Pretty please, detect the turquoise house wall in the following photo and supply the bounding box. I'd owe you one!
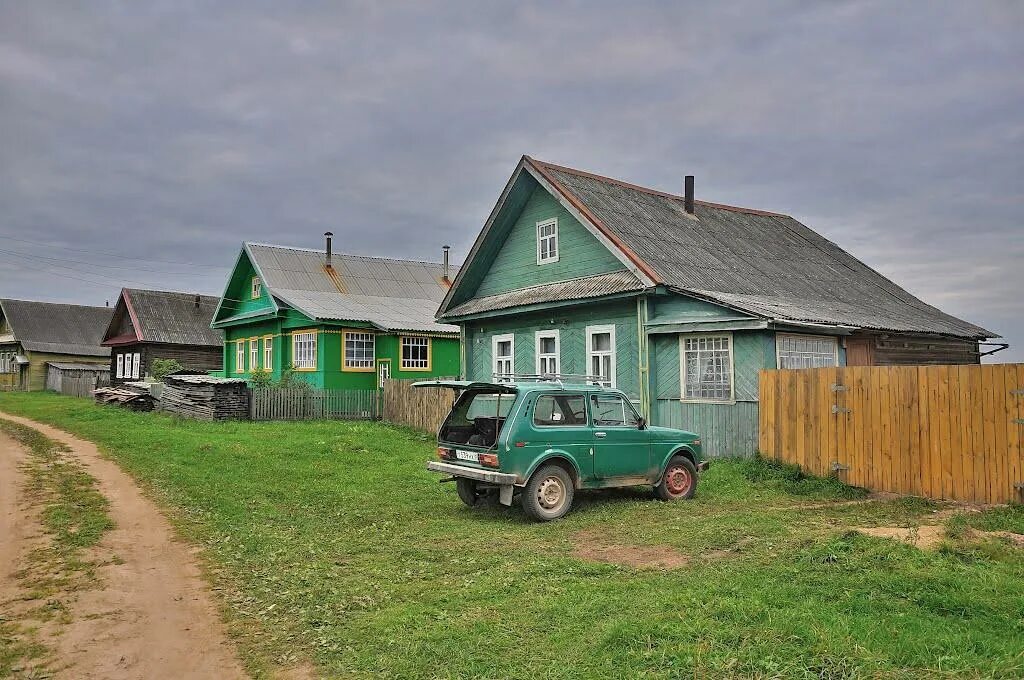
[474,185,627,298]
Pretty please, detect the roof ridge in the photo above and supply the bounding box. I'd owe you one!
[125,287,219,299]
[527,156,790,218]
[0,298,111,310]
[245,242,456,267]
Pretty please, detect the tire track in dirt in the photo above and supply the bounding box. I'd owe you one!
[0,411,249,680]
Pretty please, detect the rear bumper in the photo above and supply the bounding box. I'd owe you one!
[697,460,710,472]
[427,461,518,485]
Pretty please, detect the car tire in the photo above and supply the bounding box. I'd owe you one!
[456,478,483,507]
[521,464,575,522]
[655,455,698,501]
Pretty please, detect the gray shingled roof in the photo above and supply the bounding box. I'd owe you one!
[120,289,223,346]
[533,160,994,339]
[246,244,460,334]
[0,299,112,356]
[442,270,642,318]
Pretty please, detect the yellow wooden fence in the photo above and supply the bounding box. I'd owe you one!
[759,364,1024,504]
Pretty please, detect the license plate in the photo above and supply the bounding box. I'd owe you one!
[455,449,479,462]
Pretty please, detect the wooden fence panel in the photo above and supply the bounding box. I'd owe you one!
[382,379,457,433]
[760,364,1024,505]
[249,388,377,421]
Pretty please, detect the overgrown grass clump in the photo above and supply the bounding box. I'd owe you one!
[1,393,1021,679]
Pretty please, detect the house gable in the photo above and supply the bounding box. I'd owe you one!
[474,182,627,298]
[213,248,279,326]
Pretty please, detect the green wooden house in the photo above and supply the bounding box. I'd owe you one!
[211,235,460,388]
[436,157,997,457]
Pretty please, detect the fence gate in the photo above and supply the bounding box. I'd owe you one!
[760,364,1024,505]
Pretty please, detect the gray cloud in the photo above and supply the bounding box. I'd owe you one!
[1,0,1021,359]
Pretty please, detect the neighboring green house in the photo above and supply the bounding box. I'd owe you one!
[211,235,461,388]
[436,156,996,457]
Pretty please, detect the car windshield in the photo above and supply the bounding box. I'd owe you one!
[439,390,516,448]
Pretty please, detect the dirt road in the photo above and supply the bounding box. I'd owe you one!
[0,412,248,680]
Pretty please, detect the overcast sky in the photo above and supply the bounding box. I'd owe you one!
[1,1,1021,360]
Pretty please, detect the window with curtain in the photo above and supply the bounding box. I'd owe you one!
[682,334,732,401]
[777,333,838,369]
[292,331,317,369]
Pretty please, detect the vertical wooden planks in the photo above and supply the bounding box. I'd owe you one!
[1011,365,1024,505]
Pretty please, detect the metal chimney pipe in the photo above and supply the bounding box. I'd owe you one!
[442,245,451,280]
[684,176,694,214]
[324,231,333,267]
[194,294,201,309]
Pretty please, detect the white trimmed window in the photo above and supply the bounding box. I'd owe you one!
[536,218,559,264]
[681,334,733,402]
[377,361,391,388]
[344,332,375,370]
[586,324,616,388]
[292,331,317,369]
[236,341,245,372]
[492,333,514,381]
[116,354,124,378]
[400,336,430,370]
[263,336,273,369]
[251,277,261,299]
[131,353,141,379]
[250,338,259,370]
[535,330,560,376]
[776,333,838,369]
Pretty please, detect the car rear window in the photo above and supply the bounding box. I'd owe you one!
[533,394,587,426]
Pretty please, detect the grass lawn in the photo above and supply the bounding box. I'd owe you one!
[1,392,1022,679]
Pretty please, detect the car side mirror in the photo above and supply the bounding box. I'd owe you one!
[637,416,646,430]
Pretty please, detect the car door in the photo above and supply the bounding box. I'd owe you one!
[531,393,593,478]
[589,393,652,479]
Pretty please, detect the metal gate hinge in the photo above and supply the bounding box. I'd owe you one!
[831,405,851,414]
[830,384,847,392]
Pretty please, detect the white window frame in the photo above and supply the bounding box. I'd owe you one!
[680,332,735,403]
[235,340,246,373]
[400,336,431,371]
[536,218,559,265]
[263,335,273,369]
[535,330,560,376]
[775,333,839,369]
[250,338,260,370]
[492,333,515,381]
[116,354,124,379]
[343,331,376,371]
[377,360,391,388]
[585,324,616,388]
[251,276,261,299]
[131,352,141,379]
[292,331,317,370]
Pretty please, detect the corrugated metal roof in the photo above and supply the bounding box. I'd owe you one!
[246,244,459,334]
[533,160,994,339]
[46,362,109,371]
[121,289,223,346]
[0,299,112,357]
[442,270,643,318]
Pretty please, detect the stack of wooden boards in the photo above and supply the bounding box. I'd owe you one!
[94,385,156,411]
[159,374,250,421]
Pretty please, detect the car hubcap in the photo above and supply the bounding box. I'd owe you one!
[665,465,692,495]
[537,476,564,510]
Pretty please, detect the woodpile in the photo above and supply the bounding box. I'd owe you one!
[159,375,249,421]
[94,386,156,412]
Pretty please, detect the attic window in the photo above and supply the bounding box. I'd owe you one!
[251,277,262,299]
[536,218,559,264]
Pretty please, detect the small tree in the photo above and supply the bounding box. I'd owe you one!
[150,358,184,382]
[276,368,312,390]
[249,367,273,388]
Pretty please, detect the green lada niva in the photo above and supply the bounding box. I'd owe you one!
[415,378,707,521]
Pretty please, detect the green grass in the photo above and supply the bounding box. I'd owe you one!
[1,393,1022,679]
[0,417,114,678]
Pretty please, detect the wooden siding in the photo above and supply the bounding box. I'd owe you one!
[15,351,108,391]
[760,364,1024,504]
[651,331,774,402]
[382,378,457,433]
[474,185,625,298]
[110,343,222,384]
[654,400,759,458]
[464,300,641,399]
[648,294,750,322]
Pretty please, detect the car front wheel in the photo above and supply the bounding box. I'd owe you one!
[655,456,698,501]
[521,464,574,521]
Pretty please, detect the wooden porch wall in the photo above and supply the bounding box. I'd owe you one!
[759,364,1024,504]
[382,379,457,433]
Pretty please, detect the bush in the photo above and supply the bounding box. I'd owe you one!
[150,358,184,382]
[249,368,273,388]
[275,368,312,390]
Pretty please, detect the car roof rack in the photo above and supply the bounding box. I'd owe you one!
[492,373,608,388]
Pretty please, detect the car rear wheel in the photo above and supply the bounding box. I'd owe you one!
[655,456,697,501]
[456,478,485,507]
[521,464,574,521]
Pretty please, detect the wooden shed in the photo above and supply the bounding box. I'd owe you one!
[45,362,111,397]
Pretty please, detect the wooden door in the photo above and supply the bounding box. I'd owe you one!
[845,337,874,366]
